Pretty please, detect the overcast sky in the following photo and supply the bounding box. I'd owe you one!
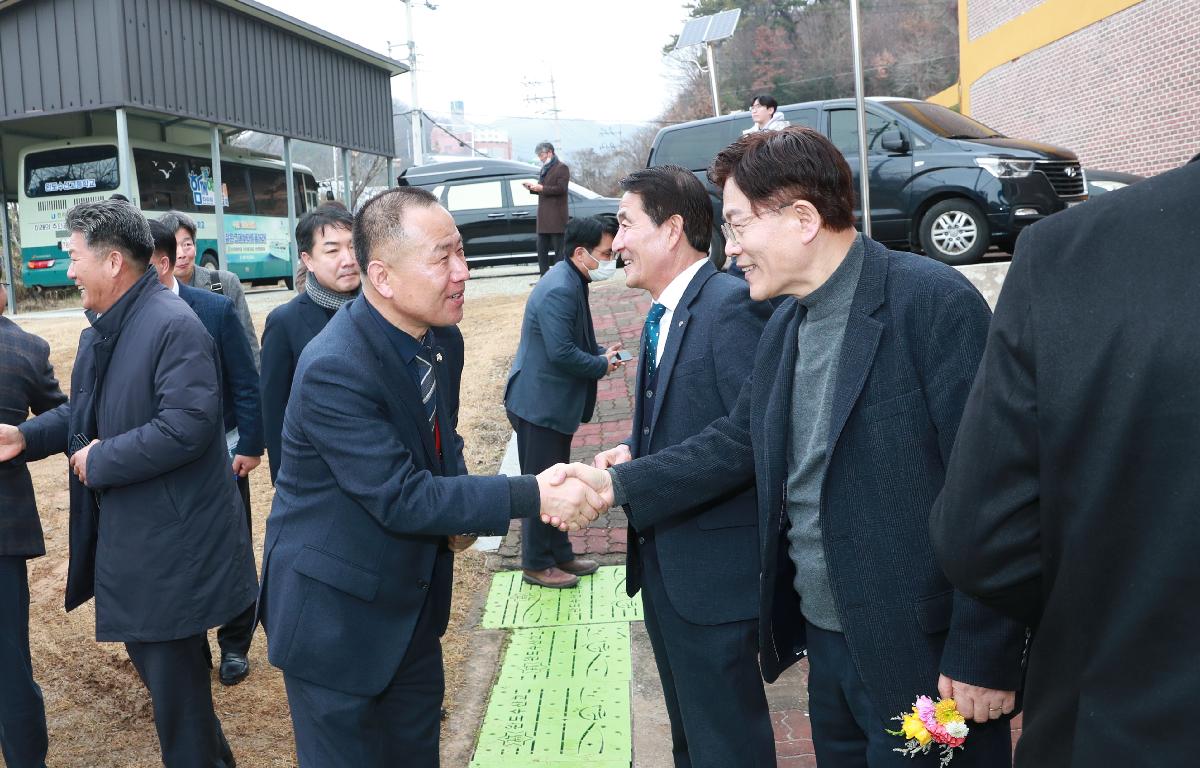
[260,0,698,125]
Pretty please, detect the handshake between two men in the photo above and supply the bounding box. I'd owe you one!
[533,444,631,531]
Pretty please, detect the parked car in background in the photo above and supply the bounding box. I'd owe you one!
[1085,168,1145,197]
[398,159,620,267]
[647,97,1088,266]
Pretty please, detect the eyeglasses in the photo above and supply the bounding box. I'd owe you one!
[720,203,793,246]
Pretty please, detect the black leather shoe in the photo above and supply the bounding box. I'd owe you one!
[219,651,250,686]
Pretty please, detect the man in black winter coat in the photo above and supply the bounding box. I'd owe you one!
[0,199,257,768]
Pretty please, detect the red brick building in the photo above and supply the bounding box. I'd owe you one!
[935,0,1199,177]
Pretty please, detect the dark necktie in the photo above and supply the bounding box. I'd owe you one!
[643,302,667,379]
[414,352,437,427]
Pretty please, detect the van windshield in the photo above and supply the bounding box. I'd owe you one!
[885,102,1003,140]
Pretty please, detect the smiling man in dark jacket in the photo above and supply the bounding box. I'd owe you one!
[0,199,257,768]
[553,129,1026,767]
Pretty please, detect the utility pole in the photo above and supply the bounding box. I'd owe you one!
[523,70,562,148]
[392,1,428,167]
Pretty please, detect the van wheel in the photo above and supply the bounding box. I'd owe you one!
[284,276,295,291]
[919,199,989,265]
[709,226,727,271]
[200,250,220,270]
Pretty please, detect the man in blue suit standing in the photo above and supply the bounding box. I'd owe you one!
[589,166,774,768]
[505,215,623,588]
[553,129,1026,767]
[258,187,609,767]
[148,219,264,687]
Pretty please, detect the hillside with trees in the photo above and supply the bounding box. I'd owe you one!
[572,0,959,196]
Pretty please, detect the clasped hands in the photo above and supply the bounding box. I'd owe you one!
[533,443,632,531]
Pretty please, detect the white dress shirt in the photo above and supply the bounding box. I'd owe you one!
[651,258,707,366]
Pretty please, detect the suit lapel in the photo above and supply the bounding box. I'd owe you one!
[763,301,802,535]
[827,242,888,453]
[297,293,331,339]
[648,263,715,436]
[348,301,440,469]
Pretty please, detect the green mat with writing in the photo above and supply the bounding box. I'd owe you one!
[470,567,637,768]
[481,565,644,629]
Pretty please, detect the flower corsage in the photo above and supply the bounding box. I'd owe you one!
[886,695,970,765]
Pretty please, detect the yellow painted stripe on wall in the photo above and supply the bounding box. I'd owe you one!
[955,0,1145,113]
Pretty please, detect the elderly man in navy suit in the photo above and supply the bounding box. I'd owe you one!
[260,205,359,482]
[587,165,774,768]
[257,187,610,767]
[0,281,67,768]
[148,219,264,687]
[504,215,624,589]
[553,129,1026,767]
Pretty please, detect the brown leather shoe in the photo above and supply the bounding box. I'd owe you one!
[522,567,580,589]
[556,558,600,577]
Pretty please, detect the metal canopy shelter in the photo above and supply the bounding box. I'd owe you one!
[0,0,406,311]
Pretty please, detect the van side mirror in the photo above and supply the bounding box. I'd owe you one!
[881,130,909,154]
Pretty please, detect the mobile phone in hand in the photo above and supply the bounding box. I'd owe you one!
[614,351,634,362]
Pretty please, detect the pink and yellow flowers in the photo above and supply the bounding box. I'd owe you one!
[887,695,970,765]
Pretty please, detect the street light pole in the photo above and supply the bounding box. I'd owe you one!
[706,41,721,117]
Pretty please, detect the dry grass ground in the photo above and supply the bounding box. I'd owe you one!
[7,290,527,767]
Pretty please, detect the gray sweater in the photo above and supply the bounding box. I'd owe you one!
[785,236,865,631]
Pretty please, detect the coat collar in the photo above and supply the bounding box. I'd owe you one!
[295,291,334,338]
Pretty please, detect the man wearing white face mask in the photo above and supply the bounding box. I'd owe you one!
[504,215,624,588]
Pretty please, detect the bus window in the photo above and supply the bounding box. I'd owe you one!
[249,167,288,217]
[24,145,119,197]
[220,163,254,215]
[135,149,195,212]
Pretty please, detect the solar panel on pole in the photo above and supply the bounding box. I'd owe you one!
[673,9,742,117]
[675,17,710,50]
[706,9,741,42]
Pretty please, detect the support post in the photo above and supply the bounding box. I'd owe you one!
[210,126,226,269]
[115,108,134,201]
[0,131,16,314]
[341,148,352,208]
[849,0,872,236]
[386,158,395,188]
[706,41,721,117]
[284,137,298,290]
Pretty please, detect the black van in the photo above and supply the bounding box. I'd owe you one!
[647,97,1087,265]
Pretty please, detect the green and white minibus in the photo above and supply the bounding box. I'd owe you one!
[19,138,319,289]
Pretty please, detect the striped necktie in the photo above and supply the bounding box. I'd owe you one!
[414,352,437,427]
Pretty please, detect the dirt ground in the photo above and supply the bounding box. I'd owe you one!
[7,290,527,767]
